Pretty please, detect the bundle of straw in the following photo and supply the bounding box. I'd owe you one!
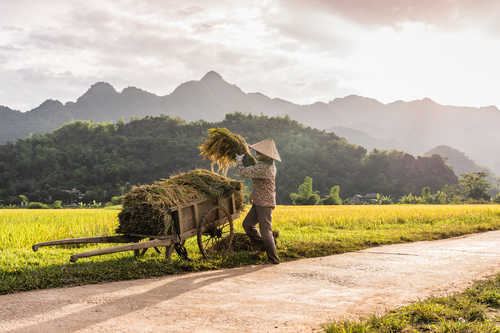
[209,232,253,252]
[199,128,256,175]
[117,169,243,236]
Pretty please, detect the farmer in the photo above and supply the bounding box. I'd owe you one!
[236,138,281,264]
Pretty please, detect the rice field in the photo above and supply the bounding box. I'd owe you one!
[2,205,500,294]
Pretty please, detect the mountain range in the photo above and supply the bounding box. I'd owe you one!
[1,71,499,175]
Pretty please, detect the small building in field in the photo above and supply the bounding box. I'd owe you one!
[350,193,379,204]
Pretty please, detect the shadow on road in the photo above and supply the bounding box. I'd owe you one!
[3,264,266,333]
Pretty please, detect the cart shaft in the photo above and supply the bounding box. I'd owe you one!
[69,238,173,262]
[32,235,143,252]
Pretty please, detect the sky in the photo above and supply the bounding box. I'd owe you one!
[2,0,500,111]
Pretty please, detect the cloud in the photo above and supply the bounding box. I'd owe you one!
[2,0,500,111]
[262,1,354,56]
[0,26,24,32]
[279,0,500,32]
[0,0,352,109]
[0,69,99,111]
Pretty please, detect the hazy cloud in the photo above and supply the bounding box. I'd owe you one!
[1,26,24,32]
[0,69,100,111]
[1,1,500,110]
[281,0,500,32]
[0,0,351,110]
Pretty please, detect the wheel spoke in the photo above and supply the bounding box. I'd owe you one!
[197,206,234,259]
[203,237,214,246]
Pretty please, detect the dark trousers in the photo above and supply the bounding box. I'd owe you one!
[242,205,279,263]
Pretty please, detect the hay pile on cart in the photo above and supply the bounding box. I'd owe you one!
[33,169,244,261]
[117,169,244,236]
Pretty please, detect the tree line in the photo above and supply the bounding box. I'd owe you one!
[0,113,459,206]
[289,172,499,205]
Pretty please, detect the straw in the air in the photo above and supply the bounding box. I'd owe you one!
[199,128,256,175]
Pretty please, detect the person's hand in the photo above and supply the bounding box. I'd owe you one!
[235,154,244,162]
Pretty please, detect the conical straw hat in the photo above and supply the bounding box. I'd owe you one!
[249,138,281,162]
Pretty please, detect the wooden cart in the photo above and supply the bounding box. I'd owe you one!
[32,194,239,262]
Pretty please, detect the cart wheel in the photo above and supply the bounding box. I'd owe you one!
[197,206,234,259]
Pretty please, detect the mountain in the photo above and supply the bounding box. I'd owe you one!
[425,145,490,176]
[69,82,163,122]
[1,71,500,174]
[328,126,399,151]
[425,145,499,192]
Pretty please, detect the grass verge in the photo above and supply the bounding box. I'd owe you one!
[1,205,500,294]
[325,272,500,332]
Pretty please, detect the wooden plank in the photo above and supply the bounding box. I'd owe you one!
[193,203,200,228]
[70,238,172,262]
[165,245,175,260]
[180,205,195,234]
[32,235,143,252]
[231,193,236,215]
[177,205,183,235]
[180,229,198,240]
[126,233,170,239]
[168,198,208,212]
[216,198,221,221]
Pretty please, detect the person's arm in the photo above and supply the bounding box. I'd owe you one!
[237,161,271,179]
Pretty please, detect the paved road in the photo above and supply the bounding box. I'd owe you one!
[1,231,499,333]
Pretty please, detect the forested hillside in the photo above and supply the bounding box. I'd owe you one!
[2,71,499,176]
[0,113,457,205]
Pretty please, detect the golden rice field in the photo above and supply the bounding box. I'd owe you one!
[1,205,500,294]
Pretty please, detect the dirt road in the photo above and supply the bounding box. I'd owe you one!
[1,231,499,333]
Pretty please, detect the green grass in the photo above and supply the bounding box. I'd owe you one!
[103,204,122,210]
[325,273,500,332]
[2,205,500,294]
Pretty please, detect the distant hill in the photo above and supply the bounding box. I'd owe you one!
[425,145,499,192]
[425,145,490,176]
[328,126,399,151]
[1,71,500,175]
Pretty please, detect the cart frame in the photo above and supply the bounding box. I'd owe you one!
[32,193,240,262]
